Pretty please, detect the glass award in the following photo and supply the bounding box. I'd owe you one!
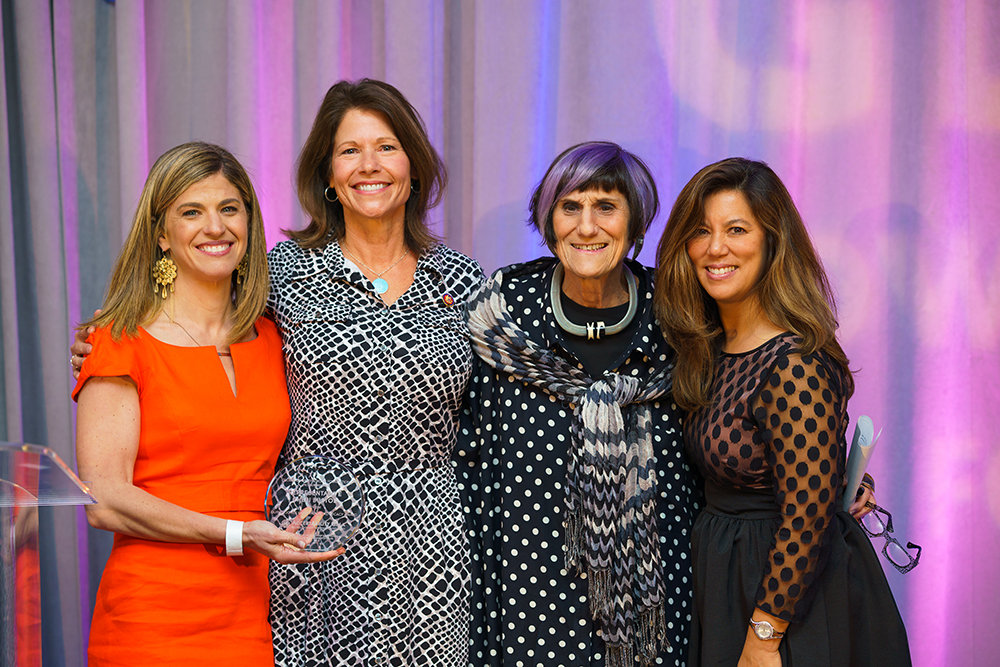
[265,456,364,552]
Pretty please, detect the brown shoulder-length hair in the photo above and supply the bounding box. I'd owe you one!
[654,157,853,412]
[81,142,269,345]
[290,78,445,253]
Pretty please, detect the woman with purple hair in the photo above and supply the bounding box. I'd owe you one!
[458,141,701,667]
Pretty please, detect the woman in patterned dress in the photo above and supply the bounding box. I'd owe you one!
[654,157,911,666]
[265,79,483,666]
[460,141,702,667]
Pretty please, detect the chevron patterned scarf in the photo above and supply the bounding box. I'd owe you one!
[465,267,673,667]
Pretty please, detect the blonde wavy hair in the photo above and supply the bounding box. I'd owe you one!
[81,142,269,344]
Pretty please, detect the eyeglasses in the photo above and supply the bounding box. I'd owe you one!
[860,502,922,574]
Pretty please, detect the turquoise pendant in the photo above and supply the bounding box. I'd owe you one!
[373,278,389,294]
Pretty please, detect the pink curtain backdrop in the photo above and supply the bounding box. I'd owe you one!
[1,1,997,665]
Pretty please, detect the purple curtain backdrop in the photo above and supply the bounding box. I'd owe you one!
[1,1,997,665]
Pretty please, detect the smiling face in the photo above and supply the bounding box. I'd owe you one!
[330,108,412,228]
[551,188,631,302]
[157,172,247,290]
[686,189,768,309]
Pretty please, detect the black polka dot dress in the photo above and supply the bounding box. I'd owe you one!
[684,333,911,666]
[266,240,485,667]
[456,259,702,667]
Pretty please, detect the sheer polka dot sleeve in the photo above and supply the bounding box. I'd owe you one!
[752,351,848,622]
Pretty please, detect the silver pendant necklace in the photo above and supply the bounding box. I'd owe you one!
[341,244,409,295]
[550,263,638,340]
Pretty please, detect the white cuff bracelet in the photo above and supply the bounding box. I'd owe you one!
[226,520,244,557]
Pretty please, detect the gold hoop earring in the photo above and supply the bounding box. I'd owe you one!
[153,255,177,299]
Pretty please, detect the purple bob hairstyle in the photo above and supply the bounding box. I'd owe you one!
[528,141,660,251]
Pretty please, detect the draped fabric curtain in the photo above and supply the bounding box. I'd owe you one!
[0,1,997,665]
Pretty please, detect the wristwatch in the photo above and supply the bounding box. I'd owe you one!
[749,618,785,640]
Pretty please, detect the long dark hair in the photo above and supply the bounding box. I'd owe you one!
[654,157,853,411]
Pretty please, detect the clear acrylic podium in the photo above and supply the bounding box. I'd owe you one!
[0,442,96,667]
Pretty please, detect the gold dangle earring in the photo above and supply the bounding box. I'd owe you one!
[235,255,249,285]
[152,253,177,299]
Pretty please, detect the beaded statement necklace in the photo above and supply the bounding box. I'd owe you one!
[550,263,638,340]
[341,244,409,295]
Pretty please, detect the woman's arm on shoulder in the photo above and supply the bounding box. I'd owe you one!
[70,311,101,380]
[75,376,342,563]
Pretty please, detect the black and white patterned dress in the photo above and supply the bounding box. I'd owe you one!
[266,239,484,667]
[456,259,702,666]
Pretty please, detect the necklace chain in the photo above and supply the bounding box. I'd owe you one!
[341,244,409,277]
[171,318,231,357]
[340,244,409,295]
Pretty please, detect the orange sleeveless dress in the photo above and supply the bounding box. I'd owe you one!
[72,318,290,666]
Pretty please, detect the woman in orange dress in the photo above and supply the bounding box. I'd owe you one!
[72,142,343,666]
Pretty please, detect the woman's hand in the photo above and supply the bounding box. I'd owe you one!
[70,309,99,380]
[738,622,783,667]
[243,508,346,564]
[847,481,876,520]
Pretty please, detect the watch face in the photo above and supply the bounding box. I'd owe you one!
[754,621,774,640]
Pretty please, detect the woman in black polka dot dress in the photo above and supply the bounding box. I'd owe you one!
[459,142,702,667]
[655,158,911,666]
